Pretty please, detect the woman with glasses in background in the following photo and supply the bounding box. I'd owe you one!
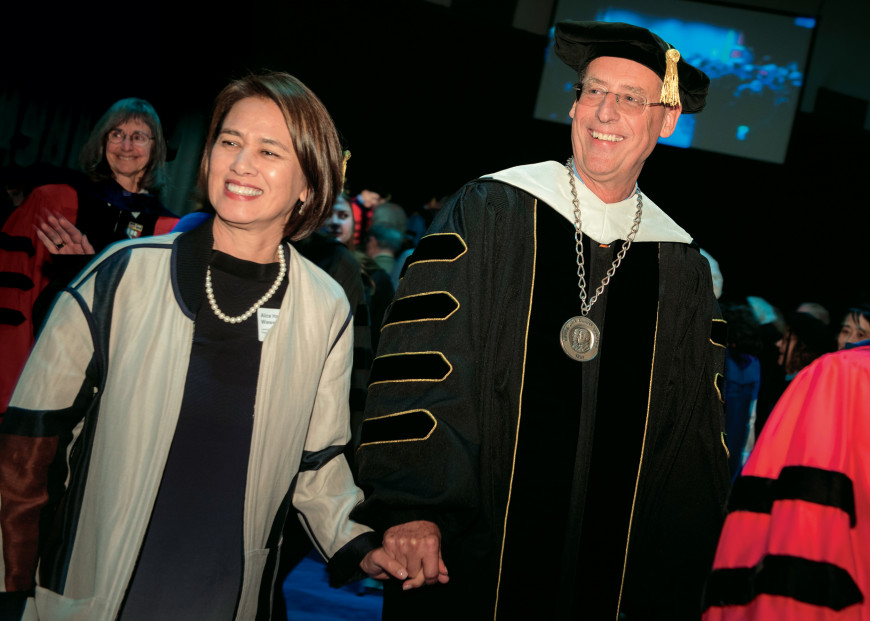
[33,97,178,257]
[0,98,177,415]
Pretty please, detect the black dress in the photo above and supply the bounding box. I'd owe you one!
[120,249,288,620]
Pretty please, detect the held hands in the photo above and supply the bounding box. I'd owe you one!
[35,211,94,255]
[360,547,408,581]
[359,520,449,591]
[384,520,449,590]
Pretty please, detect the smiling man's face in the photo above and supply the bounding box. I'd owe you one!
[569,56,681,202]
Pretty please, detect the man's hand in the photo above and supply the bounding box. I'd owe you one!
[383,520,449,590]
[35,211,95,255]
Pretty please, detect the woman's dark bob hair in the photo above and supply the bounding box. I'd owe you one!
[199,72,343,241]
[79,98,166,191]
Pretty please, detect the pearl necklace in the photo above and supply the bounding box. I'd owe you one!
[205,244,287,324]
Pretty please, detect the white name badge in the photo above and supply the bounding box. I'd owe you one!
[257,308,280,342]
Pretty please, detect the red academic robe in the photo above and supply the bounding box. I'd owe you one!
[0,184,176,413]
[704,344,870,620]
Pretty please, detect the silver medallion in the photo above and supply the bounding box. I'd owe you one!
[560,316,600,362]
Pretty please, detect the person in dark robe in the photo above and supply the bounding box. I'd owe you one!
[720,302,763,479]
[325,194,395,352]
[350,21,730,620]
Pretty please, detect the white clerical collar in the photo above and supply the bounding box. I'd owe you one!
[570,160,636,201]
[483,161,692,245]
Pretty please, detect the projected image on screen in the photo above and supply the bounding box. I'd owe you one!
[533,1,816,164]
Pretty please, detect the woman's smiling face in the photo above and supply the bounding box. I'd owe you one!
[105,118,153,190]
[208,96,309,241]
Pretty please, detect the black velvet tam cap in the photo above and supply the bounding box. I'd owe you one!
[554,20,710,114]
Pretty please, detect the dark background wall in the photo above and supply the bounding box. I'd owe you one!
[2,0,868,317]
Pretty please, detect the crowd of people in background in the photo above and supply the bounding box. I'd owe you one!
[701,251,869,480]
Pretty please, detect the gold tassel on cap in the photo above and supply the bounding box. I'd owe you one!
[660,48,681,107]
[342,150,351,182]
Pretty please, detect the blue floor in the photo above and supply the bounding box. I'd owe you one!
[283,551,383,621]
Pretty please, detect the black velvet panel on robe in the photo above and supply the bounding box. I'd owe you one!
[496,202,658,619]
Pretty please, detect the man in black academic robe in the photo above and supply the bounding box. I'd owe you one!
[352,21,730,620]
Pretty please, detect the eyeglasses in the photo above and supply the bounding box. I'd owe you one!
[107,129,153,146]
[575,83,667,116]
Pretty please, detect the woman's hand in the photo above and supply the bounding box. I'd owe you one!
[360,547,409,581]
[35,211,95,255]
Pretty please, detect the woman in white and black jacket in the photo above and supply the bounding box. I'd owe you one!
[0,72,406,621]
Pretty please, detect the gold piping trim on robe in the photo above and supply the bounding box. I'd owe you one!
[368,351,453,386]
[357,409,438,447]
[381,291,460,331]
[714,372,725,403]
[710,318,727,349]
[494,200,537,620]
[399,233,469,285]
[410,232,468,264]
[616,246,661,620]
[720,432,730,459]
